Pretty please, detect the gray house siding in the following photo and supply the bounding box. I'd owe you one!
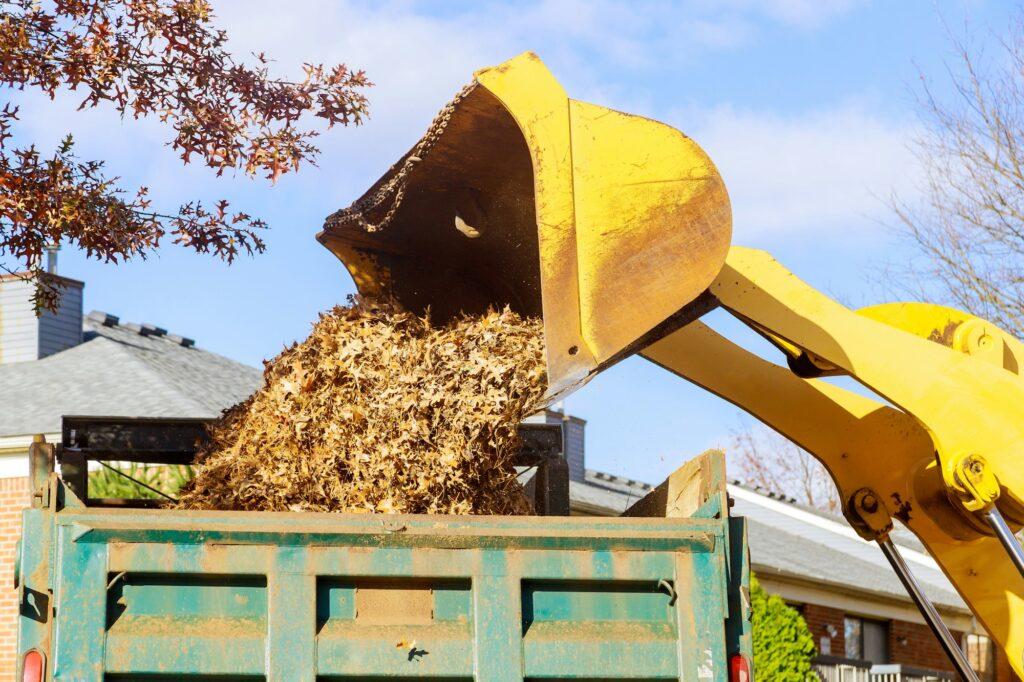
[0,275,84,365]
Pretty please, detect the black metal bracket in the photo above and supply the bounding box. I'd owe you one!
[516,424,569,515]
[56,416,570,514]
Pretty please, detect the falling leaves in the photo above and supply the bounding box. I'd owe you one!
[176,298,548,516]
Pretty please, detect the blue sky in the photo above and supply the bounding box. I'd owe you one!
[8,0,1019,484]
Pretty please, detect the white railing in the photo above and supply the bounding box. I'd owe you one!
[811,659,955,682]
[869,664,955,682]
[813,656,872,682]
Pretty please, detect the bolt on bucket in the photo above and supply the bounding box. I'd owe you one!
[318,51,732,399]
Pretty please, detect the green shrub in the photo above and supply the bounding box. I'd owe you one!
[88,463,193,500]
[751,574,818,681]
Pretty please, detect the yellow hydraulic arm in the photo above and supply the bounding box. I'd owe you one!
[642,248,1024,679]
[319,52,1024,679]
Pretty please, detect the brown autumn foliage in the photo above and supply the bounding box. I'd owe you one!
[0,0,370,310]
[177,299,548,515]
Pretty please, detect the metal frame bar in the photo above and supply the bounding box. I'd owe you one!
[983,506,1024,580]
[877,538,979,682]
[56,416,570,514]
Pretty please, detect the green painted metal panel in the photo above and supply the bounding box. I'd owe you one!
[521,581,679,678]
[103,572,268,676]
[106,574,268,620]
[317,623,474,676]
[522,623,679,678]
[522,580,675,623]
[473,552,522,682]
[674,550,730,682]
[19,477,751,681]
[106,677,263,682]
[104,629,266,676]
[269,546,316,680]
[16,507,52,676]
[318,580,357,624]
[726,517,754,665]
[52,524,106,681]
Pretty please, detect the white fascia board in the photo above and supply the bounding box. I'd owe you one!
[757,572,974,631]
[0,433,60,478]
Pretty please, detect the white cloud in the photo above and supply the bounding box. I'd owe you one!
[7,0,892,240]
[675,103,920,239]
[759,0,864,28]
[703,0,865,29]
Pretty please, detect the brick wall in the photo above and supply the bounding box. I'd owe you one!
[0,477,29,679]
[801,603,846,657]
[887,621,1022,681]
[888,619,960,673]
[800,605,1021,682]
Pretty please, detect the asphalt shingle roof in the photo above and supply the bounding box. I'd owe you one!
[745,517,964,611]
[0,311,262,437]
[727,482,964,610]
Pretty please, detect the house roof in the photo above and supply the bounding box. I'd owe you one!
[569,469,653,515]
[726,482,966,611]
[744,517,964,611]
[0,311,262,437]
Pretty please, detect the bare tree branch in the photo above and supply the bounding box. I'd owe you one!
[889,16,1024,337]
[730,421,840,515]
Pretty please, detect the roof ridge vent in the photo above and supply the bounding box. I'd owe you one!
[139,323,167,337]
[86,311,119,327]
[167,333,195,348]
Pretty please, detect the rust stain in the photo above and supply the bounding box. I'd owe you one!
[890,492,913,525]
[927,320,961,348]
[356,584,434,624]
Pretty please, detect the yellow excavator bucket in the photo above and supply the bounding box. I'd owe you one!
[318,52,731,397]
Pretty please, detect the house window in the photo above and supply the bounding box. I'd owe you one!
[844,617,862,659]
[963,633,994,682]
[844,616,889,664]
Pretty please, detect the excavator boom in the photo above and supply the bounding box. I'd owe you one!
[320,52,1024,679]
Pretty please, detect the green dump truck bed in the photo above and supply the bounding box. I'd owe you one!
[16,423,752,681]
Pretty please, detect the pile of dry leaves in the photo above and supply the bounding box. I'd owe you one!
[176,298,547,515]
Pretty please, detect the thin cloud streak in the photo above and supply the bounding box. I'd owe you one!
[679,102,919,239]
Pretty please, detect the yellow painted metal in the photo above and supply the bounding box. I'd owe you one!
[318,51,1024,671]
[713,249,1024,520]
[642,251,1024,677]
[318,52,731,398]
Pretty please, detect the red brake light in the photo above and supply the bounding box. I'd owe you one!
[22,650,44,682]
[730,653,751,682]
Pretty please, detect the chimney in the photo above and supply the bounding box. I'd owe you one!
[526,409,587,482]
[0,270,84,365]
[45,245,58,274]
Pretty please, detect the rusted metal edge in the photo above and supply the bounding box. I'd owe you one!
[61,520,717,552]
[76,530,717,553]
[56,514,722,536]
